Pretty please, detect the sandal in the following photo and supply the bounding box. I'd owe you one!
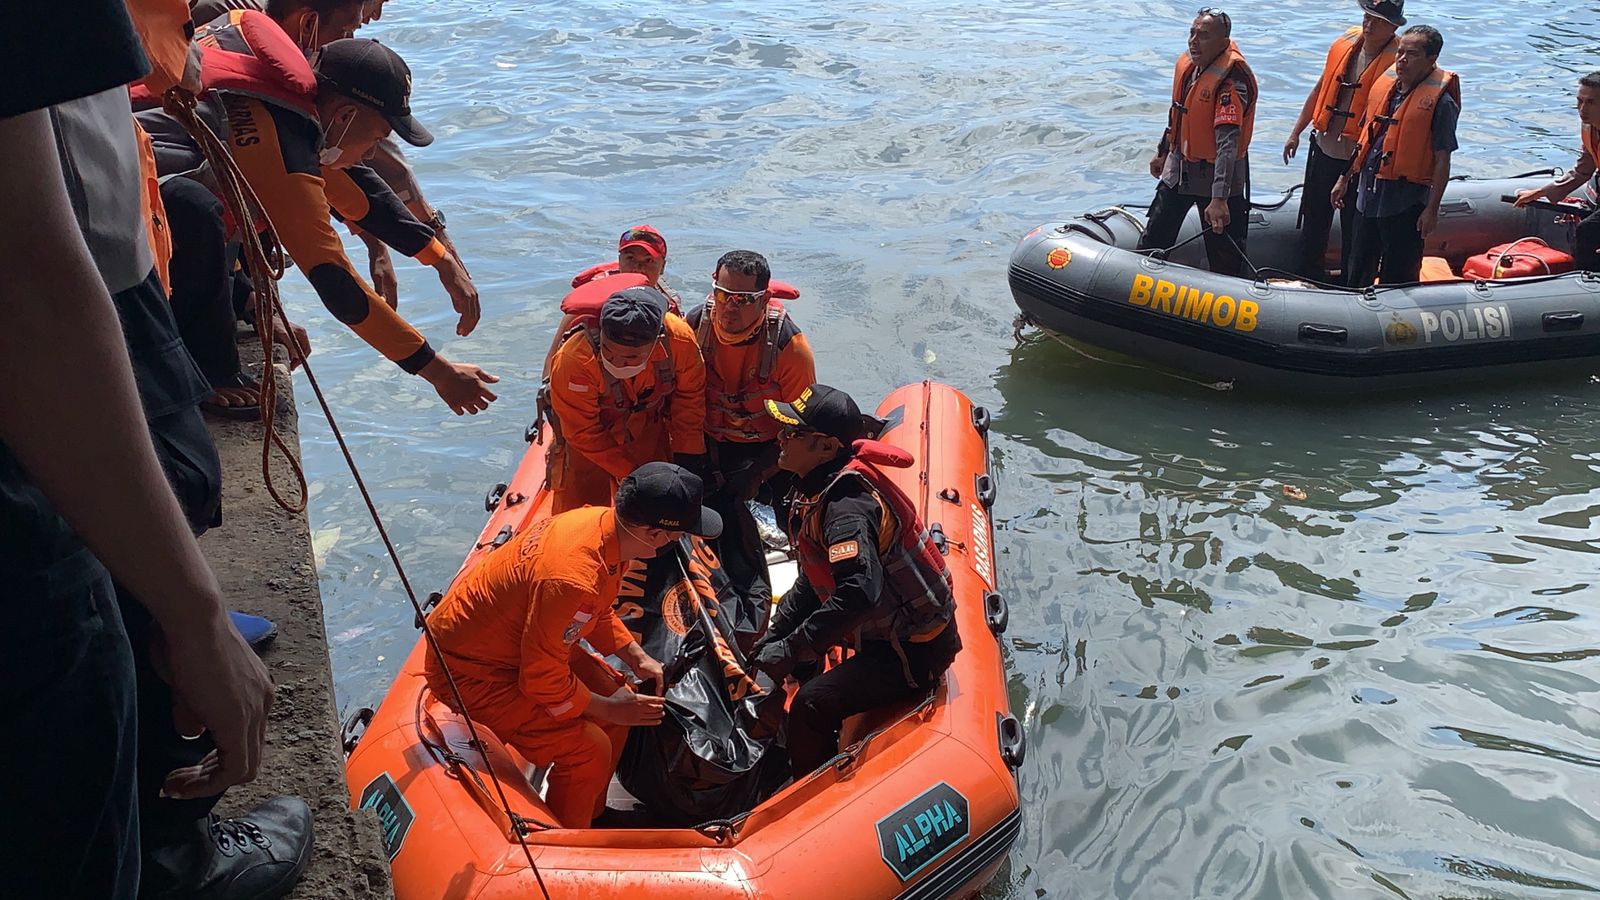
[202,372,262,421]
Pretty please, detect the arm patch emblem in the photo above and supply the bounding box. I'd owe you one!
[828,540,860,563]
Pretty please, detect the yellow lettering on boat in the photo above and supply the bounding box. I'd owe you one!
[1153,279,1176,313]
[1212,296,1236,327]
[1129,274,1154,307]
[1123,276,1261,333]
[1235,300,1259,332]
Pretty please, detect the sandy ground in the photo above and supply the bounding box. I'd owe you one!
[198,344,393,899]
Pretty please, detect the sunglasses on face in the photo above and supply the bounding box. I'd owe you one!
[779,425,820,441]
[712,282,768,308]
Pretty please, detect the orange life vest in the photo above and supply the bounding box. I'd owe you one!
[685,299,799,443]
[1310,27,1398,142]
[568,263,683,314]
[558,319,678,440]
[788,441,954,647]
[1583,124,1600,171]
[1359,65,1460,184]
[1168,41,1257,163]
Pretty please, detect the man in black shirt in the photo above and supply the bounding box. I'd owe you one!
[751,385,961,778]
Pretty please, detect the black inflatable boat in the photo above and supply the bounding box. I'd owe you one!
[1009,173,1600,390]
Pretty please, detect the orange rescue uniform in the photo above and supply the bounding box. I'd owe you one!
[1309,26,1398,143]
[1169,40,1257,164]
[546,313,707,512]
[1355,65,1460,185]
[423,506,636,828]
[124,0,194,289]
[687,302,817,444]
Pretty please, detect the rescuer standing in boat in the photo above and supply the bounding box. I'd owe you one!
[683,250,816,625]
[545,286,708,513]
[1513,72,1600,272]
[1136,7,1258,277]
[751,385,960,778]
[423,463,722,828]
[1282,0,1403,282]
[1333,25,1459,286]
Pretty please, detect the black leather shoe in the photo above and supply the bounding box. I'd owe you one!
[142,795,314,900]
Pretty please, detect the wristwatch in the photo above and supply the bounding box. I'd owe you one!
[424,209,447,232]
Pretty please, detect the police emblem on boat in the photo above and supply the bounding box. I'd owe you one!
[1046,247,1072,269]
[876,782,971,881]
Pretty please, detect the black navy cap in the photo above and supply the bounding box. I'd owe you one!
[765,384,883,445]
[615,462,722,537]
[314,38,433,147]
[1359,0,1405,26]
[600,286,669,347]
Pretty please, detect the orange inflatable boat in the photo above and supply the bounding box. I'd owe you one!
[343,381,1023,898]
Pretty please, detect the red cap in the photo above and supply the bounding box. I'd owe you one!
[618,225,667,259]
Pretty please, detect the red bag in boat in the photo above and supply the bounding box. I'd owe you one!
[1461,238,1573,280]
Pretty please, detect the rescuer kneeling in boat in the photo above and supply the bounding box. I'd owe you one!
[751,385,961,778]
[1333,25,1459,286]
[1136,7,1258,277]
[423,463,722,828]
[684,250,817,623]
[1514,72,1600,272]
[546,286,708,513]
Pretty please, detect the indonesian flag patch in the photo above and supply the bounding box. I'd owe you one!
[828,540,860,563]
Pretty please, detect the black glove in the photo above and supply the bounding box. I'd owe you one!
[750,637,799,680]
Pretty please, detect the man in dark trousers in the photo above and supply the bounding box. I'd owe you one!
[1136,7,1258,276]
[1514,71,1600,271]
[750,385,960,778]
[1282,0,1403,281]
[1334,25,1459,286]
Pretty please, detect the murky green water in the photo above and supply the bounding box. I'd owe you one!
[295,1,1600,895]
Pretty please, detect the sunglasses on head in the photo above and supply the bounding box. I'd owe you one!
[1196,6,1230,28]
[620,228,665,250]
[712,281,768,307]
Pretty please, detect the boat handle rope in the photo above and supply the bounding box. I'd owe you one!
[161,86,556,900]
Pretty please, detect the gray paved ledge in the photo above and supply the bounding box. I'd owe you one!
[199,342,394,899]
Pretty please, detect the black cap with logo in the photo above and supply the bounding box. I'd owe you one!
[600,286,669,347]
[614,462,722,537]
[1358,0,1406,26]
[765,384,884,445]
[314,38,433,147]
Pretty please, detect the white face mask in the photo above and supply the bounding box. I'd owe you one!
[601,355,650,380]
[318,112,355,168]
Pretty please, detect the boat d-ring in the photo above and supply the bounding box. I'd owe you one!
[484,482,508,512]
[983,591,1009,635]
[997,712,1027,769]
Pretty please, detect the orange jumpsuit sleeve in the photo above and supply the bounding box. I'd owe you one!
[518,578,595,721]
[125,0,193,96]
[226,96,436,373]
[774,331,817,403]
[665,314,707,455]
[549,335,638,481]
[586,604,636,657]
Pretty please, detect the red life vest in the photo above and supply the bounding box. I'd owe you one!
[789,441,955,646]
[130,10,318,120]
[567,263,685,314]
[686,299,798,443]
